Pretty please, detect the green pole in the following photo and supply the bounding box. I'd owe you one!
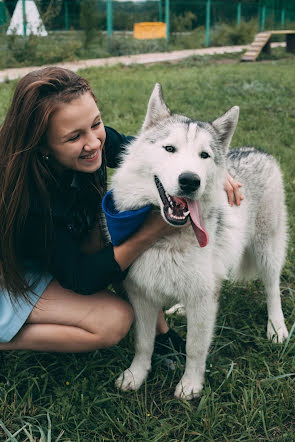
[260,5,266,32]
[159,0,162,23]
[22,0,26,37]
[107,0,113,38]
[237,2,241,26]
[206,0,211,47]
[65,0,69,31]
[281,8,285,29]
[165,0,169,42]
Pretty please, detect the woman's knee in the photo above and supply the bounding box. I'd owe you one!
[91,295,134,348]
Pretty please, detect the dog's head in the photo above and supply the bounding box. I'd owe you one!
[111,83,239,246]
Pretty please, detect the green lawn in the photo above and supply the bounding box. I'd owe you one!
[0,56,294,441]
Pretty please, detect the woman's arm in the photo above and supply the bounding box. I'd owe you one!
[113,210,180,271]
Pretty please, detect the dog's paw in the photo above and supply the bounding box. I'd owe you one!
[115,368,148,391]
[165,303,186,316]
[267,318,288,343]
[174,376,203,400]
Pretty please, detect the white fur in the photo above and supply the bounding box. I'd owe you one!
[113,84,288,400]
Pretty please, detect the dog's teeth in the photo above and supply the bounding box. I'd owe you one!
[168,208,173,216]
[183,210,190,216]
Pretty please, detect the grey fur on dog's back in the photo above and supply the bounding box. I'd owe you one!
[226,147,287,281]
[113,83,288,400]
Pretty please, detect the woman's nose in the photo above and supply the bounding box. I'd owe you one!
[84,132,100,150]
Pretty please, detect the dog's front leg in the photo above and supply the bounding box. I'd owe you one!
[116,289,160,392]
[175,291,218,400]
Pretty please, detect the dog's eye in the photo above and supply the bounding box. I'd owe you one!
[163,145,176,153]
[200,151,210,159]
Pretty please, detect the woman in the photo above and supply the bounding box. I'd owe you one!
[0,67,242,352]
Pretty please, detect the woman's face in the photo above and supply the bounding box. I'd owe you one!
[46,92,106,173]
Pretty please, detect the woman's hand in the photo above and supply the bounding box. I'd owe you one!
[141,209,189,237]
[114,209,189,270]
[224,172,244,206]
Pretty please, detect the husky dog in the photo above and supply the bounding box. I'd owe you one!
[112,84,288,400]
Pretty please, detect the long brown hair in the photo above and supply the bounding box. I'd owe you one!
[0,67,98,300]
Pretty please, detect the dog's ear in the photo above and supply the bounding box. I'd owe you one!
[211,106,239,150]
[141,83,171,131]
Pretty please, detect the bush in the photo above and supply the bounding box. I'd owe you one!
[108,35,167,57]
[0,32,82,69]
[171,11,198,32]
[211,19,258,47]
[169,26,206,50]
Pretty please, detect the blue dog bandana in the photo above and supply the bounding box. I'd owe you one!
[102,190,153,246]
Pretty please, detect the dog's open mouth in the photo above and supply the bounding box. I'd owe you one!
[154,175,209,247]
[154,176,189,225]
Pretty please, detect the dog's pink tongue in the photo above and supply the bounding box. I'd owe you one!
[186,199,209,247]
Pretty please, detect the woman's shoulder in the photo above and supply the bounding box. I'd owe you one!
[104,126,134,168]
[105,126,134,148]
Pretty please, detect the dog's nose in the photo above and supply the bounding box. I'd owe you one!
[179,172,201,193]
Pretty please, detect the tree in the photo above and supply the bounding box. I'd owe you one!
[80,0,99,47]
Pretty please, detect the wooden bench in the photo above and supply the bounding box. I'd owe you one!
[241,30,295,62]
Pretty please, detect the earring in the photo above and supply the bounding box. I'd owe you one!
[43,153,49,161]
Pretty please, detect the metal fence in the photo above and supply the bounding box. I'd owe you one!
[2,0,295,45]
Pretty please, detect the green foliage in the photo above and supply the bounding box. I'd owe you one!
[80,0,99,49]
[108,35,167,57]
[171,11,198,33]
[0,0,9,30]
[38,0,62,29]
[211,19,258,47]
[169,26,206,50]
[0,32,82,68]
[111,0,158,31]
[0,57,294,440]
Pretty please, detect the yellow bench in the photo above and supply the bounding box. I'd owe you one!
[241,30,295,62]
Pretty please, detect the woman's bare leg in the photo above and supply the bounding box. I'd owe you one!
[156,310,169,334]
[0,280,134,352]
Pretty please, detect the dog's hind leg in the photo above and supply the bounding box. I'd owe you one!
[265,276,288,343]
[174,288,218,400]
[116,288,160,391]
[253,240,288,343]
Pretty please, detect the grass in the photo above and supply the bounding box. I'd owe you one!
[0,55,295,440]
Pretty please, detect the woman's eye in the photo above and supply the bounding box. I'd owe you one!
[68,134,80,142]
[163,145,176,153]
[92,121,101,128]
[200,151,210,159]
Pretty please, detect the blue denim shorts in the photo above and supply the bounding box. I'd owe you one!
[0,271,53,343]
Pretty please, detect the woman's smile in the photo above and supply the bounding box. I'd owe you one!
[79,149,99,161]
